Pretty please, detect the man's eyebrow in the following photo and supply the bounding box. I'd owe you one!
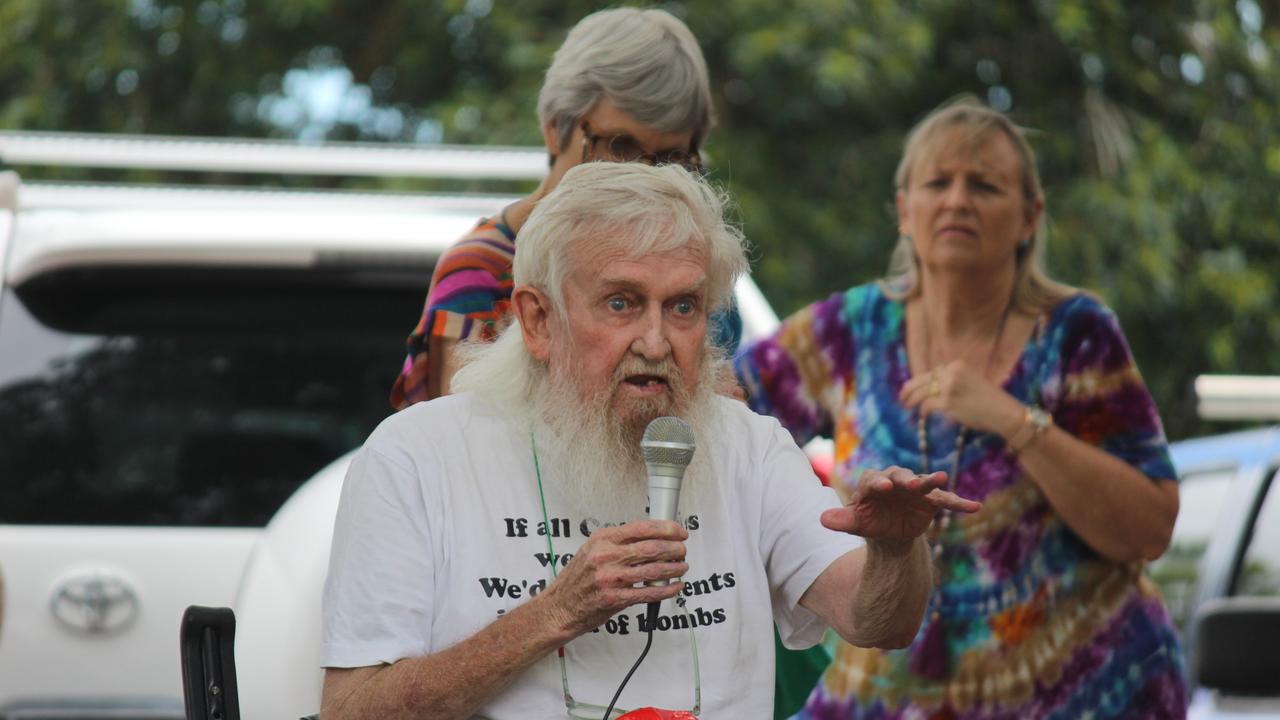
[597,276,708,295]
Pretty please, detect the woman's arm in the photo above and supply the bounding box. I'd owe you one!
[901,365,1179,563]
[992,399,1178,562]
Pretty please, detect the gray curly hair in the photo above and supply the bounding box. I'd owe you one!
[537,8,714,154]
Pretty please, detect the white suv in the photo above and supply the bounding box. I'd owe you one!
[0,132,780,719]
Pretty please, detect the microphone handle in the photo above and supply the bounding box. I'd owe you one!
[647,475,682,523]
[646,474,683,587]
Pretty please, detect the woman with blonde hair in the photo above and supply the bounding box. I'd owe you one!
[735,97,1186,717]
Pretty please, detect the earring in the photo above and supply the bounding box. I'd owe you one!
[1016,237,1031,255]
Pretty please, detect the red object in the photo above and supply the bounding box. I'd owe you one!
[616,709,699,720]
[808,453,833,486]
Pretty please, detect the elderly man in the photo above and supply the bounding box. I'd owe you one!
[391,7,734,408]
[322,164,978,719]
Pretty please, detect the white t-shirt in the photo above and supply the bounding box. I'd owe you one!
[322,393,862,719]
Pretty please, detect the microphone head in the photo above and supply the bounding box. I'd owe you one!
[641,416,696,468]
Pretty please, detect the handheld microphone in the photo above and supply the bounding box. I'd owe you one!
[602,418,695,720]
[640,416,695,587]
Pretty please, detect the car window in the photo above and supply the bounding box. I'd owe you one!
[1234,468,1280,598]
[0,266,425,527]
[1148,467,1236,634]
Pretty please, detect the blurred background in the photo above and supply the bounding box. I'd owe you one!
[3,3,1280,717]
[2,0,1278,439]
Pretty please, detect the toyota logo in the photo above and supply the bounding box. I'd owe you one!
[50,571,140,634]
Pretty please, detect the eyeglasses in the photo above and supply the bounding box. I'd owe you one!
[580,121,704,174]
[557,595,702,719]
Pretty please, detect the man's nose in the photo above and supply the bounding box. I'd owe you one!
[630,307,671,360]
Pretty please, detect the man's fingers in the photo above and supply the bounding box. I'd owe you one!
[620,538,686,565]
[597,519,688,543]
[917,471,948,491]
[820,505,858,533]
[861,468,947,493]
[926,489,982,514]
[613,561,689,587]
[627,580,686,605]
[884,466,919,483]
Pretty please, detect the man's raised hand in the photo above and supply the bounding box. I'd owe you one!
[821,467,981,544]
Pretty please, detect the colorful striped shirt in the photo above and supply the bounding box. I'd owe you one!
[735,283,1186,719]
[391,217,517,409]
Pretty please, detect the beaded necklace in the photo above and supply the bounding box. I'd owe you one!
[915,297,1012,560]
[909,295,1015,678]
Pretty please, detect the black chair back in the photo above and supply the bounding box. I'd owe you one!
[180,605,241,720]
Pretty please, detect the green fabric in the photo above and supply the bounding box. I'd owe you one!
[773,630,830,719]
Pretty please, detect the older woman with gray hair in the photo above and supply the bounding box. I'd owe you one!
[735,97,1186,718]
[391,7,722,408]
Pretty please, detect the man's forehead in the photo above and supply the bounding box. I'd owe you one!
[573,242,708,288]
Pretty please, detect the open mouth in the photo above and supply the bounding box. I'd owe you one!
[624,374,669,390]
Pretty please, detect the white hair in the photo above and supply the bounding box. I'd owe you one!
[537,7,714,152]
[452,163,740,519]
[512,162,747,321]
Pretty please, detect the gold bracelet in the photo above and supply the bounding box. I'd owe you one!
[1005,406,1034,454]
[1012,407,1053,455]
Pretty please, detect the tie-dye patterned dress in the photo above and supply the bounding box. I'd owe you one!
[734,284,1186,719]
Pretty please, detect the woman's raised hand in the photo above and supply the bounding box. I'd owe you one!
[898,361,1023,437]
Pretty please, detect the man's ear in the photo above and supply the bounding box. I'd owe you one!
[511,284,554,362]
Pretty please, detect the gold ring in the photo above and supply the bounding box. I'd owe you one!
[927,376,940,397]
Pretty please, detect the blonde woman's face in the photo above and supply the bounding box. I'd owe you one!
[896,129,1040,275]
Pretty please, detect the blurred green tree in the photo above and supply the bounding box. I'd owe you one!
[2,0,1277,438]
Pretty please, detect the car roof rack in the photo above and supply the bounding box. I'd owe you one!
[0,132,542,282]
[0,130,547,181]
[1195,375,1280,421]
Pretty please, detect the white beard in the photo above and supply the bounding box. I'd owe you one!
[454,326,723,523]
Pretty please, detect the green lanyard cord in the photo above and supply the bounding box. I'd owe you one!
[532,432,560,579]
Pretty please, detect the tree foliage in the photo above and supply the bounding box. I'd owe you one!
[3,0,1278,438]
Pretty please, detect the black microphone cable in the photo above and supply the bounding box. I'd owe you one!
[601,601,662,720]
[605,418,695,719]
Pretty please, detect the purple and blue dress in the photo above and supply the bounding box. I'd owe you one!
[735,283,1186,719]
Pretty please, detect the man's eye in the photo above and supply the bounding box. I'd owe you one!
[607,297,629,312]
[673,299,696,315]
